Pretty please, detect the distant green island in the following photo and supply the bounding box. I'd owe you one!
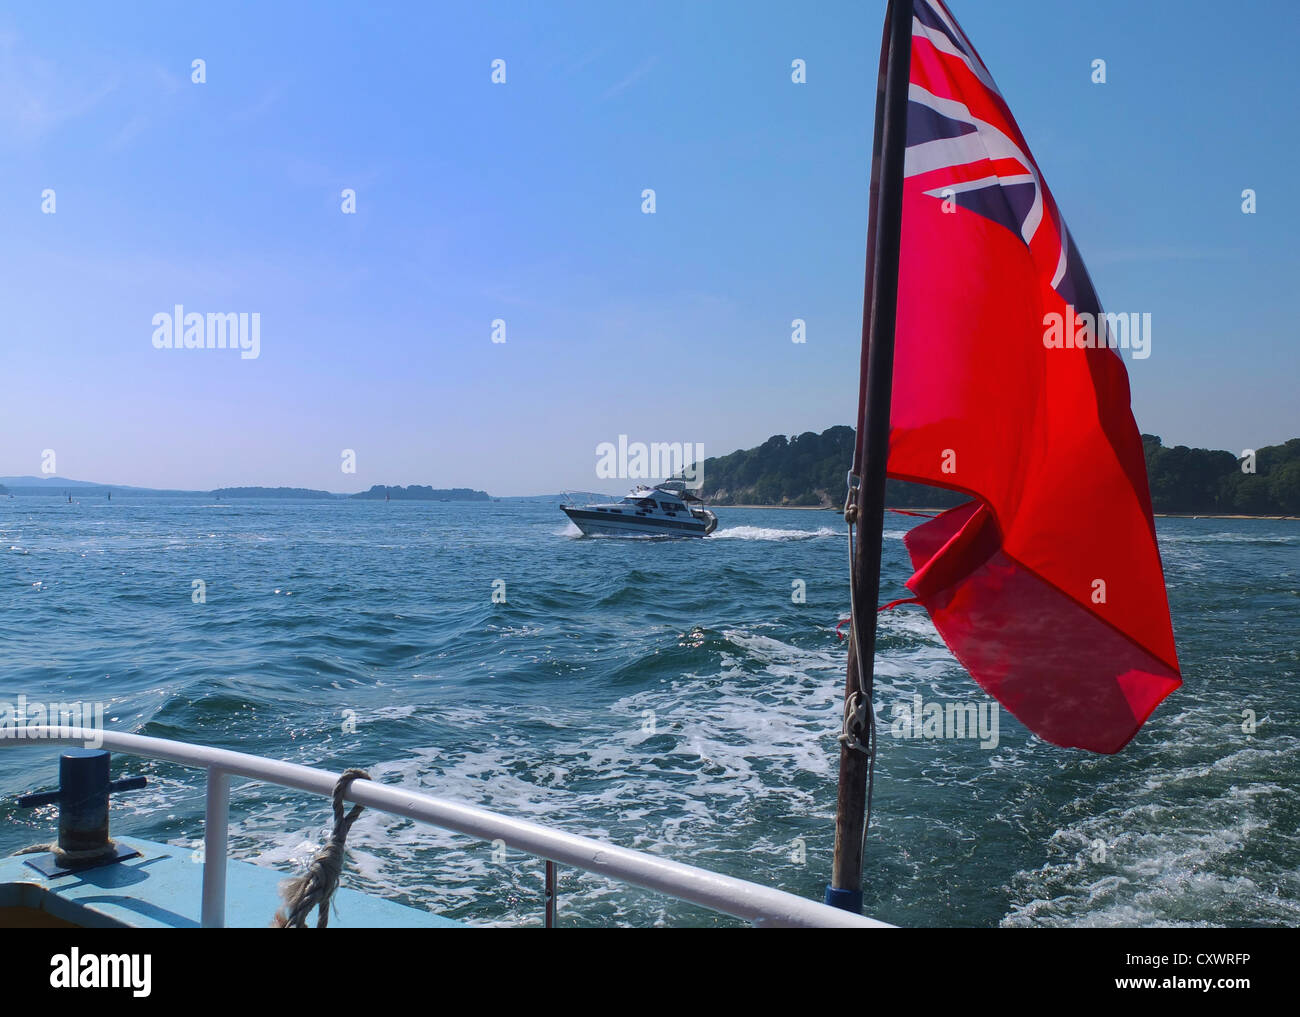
[352,485,489,501]
[213,487,339,499]
[212,485,488,501]
[680,425,1300,516]
[0,478,491,501]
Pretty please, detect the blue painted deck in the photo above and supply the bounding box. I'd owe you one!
[0,837,465,928]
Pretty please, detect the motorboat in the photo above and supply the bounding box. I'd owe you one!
[562,482,717,538]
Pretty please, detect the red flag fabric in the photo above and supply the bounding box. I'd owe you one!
[885,0,1180,752]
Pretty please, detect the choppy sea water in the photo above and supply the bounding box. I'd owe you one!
[1,497,1296,927]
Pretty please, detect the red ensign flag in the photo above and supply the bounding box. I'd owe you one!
[886,1,1181,752]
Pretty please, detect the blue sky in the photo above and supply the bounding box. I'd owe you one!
[1,0,1295,495]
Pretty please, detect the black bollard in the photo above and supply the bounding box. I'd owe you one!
[15,749,147,874]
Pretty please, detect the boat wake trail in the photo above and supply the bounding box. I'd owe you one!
[710,525,838,541]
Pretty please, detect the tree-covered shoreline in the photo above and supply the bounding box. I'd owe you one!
[682,425,1300,515]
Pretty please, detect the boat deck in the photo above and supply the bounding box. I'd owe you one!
[0,837,464,929]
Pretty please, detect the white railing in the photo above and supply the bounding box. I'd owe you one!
[2,728,891,929]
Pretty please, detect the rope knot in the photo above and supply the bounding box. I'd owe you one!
[275,768,371,928]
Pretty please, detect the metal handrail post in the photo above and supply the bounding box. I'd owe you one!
[201,767,230,928]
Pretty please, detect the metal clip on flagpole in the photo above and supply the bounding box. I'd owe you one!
[843,470,861,525]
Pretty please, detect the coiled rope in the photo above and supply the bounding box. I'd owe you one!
[274,768,371,929]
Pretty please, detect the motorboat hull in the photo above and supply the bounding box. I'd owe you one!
[562,506,715,538]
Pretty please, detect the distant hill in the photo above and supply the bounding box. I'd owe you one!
[352,485,489,501]
[677,426,1300,515]
[0,476,199,497]
[0,476,113,488]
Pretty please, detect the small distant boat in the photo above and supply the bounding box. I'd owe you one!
[562,483,717,538]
